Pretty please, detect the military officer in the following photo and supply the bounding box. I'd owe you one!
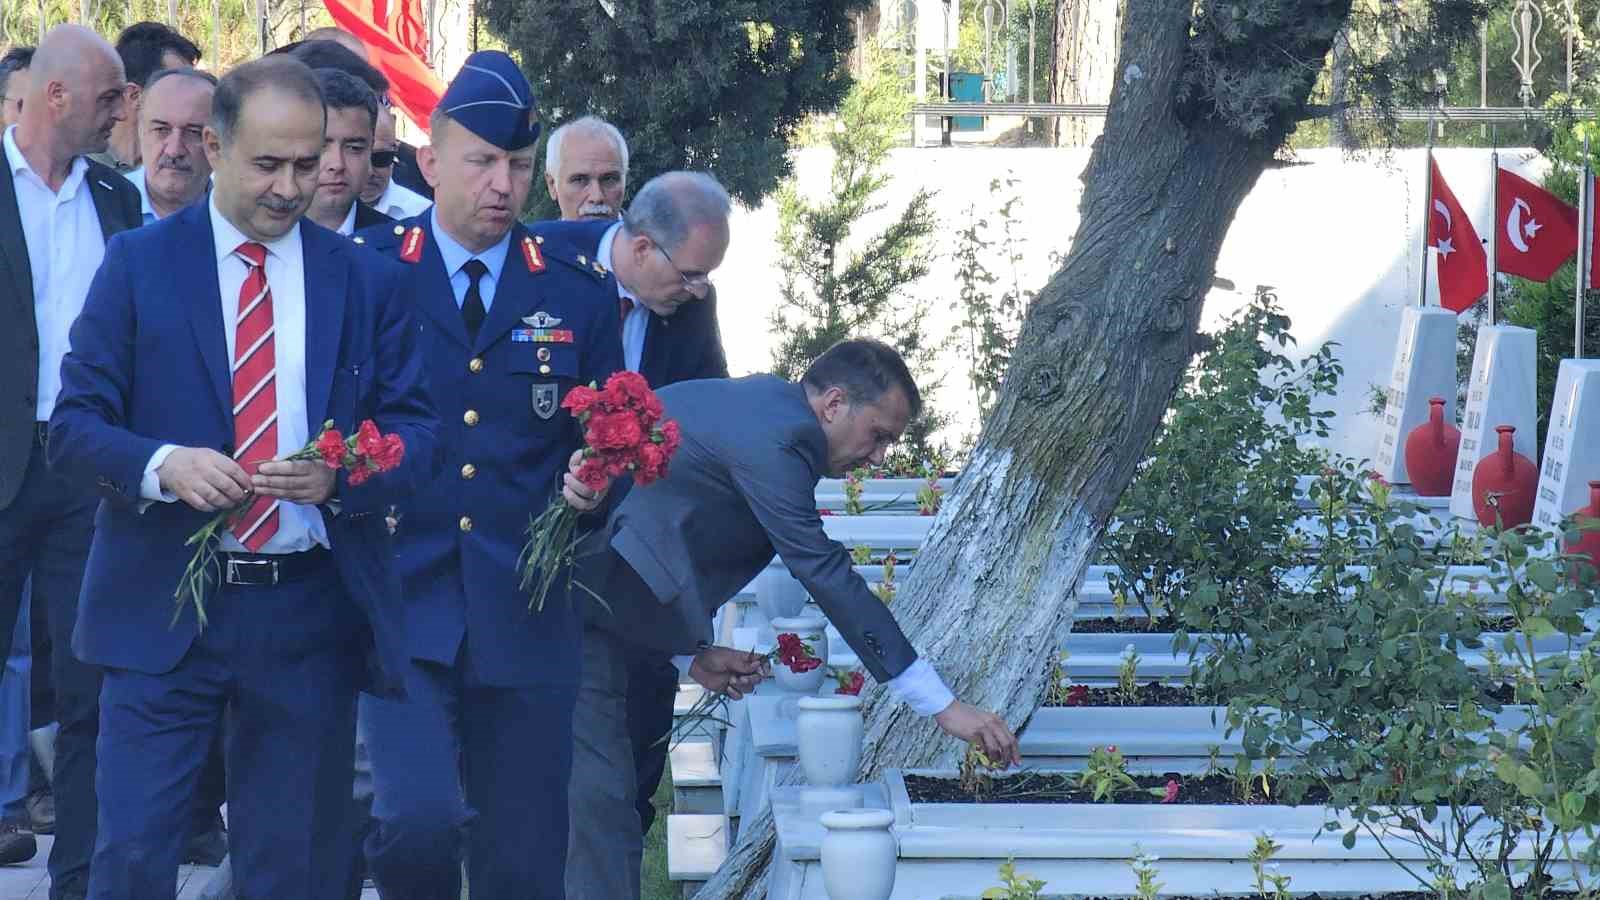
[353,52,623,900]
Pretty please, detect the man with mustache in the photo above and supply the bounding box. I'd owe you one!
[544,115,626,221]
[543,170,733,899]
[95,21,200,173]
[126,67,215,223]
[354,51,621,899]
[0,25,140,900]
[50,53,435,897]
[305,68,391,236]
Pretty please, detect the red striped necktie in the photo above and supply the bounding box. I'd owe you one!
[230,242,279,552]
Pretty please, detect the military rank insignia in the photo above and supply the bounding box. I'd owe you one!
[400,225,425,263]
[515,311,573,343]
[522,235,545,274]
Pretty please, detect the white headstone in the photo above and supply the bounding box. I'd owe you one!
[1533,359,1600,530]
[1374,306,1460,484]
[1450,325,1539,521]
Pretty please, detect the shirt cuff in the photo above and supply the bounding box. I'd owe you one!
[139,444,181,505]
[885,658,955,717]
[671,654,696,678]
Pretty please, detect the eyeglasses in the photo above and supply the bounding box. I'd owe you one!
[370,150,398,169]
[652,241,711,292]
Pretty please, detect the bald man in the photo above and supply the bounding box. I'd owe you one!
[304,26,370,60]
[0,24,141,900]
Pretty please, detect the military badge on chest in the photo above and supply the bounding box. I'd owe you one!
[522,311,570,420]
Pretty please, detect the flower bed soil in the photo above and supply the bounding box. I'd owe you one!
[904,771,1330,805]
[1047,682,1214,707]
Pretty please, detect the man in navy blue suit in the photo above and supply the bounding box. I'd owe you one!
[541,170,732,899]
[354,52,621,900]
[47,54,436,898]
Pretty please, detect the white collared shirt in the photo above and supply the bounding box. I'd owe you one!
[431,208,511,311]
[335,202,358,236]
[5,126,108,421]
[139,195,327,553]
[372,179,431,220]
[124,168,159,224]
[597,221,647,372]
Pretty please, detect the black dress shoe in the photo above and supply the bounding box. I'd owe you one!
[184,824,229,867]
[26,788,53,835]
[0,821,37,865]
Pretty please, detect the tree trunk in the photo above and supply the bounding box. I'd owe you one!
[1050,0,1121,146]
[695,0,1346,894]
[1329,29,1357,149]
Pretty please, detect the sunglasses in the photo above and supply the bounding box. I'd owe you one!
[370,150,398,169]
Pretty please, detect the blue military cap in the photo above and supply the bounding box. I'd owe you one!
[437,51,540,151]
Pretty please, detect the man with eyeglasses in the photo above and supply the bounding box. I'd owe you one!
[361,103,429,220]
[125,67,214,223]
[538,170,732,900]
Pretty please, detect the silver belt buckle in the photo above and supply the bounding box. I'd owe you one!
[225,557,279,586]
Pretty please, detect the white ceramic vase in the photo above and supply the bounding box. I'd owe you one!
[796,695,863,787]
[770,616,829,694]
[819,808,897,900]
[755,571,808,621]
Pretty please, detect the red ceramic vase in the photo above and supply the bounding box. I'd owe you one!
[1402,396,1460,496]
[1470,425,1538,528]
[1565,481,1600,581]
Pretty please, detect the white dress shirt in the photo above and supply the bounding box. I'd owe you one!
[595,221,956,716]
[139,195,328,553]
[5,126,109,421]
[431,209,511,310]
[335,202,357,236]
[372,179,431,220]
[596,221,648,372]
[124,168,159,224]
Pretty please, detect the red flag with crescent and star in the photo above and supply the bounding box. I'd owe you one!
[321,0,445,134]
[1428,159,1487,313]
[1495,166,1578,283]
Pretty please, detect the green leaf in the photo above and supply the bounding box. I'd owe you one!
[1523,616,1557,638]
[1342,827,1357,849]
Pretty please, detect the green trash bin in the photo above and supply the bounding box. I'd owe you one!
[949,71,984,131]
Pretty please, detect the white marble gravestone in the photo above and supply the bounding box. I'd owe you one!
[1374,306,1461,484]
[1533,359,1600,531]
[1450,325,1539,521]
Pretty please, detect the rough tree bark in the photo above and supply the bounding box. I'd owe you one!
[1050,0,1121,146]
[695,0,1350,894]
[1329,30,1357,150]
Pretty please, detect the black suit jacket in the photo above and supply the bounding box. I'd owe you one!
[353,202,393,233]
[530,219,729,387]
[0,156,141,510]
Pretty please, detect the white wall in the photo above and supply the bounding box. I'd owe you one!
[712,145,1551,460]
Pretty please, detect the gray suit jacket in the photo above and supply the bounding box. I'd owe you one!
[595,374,918,683]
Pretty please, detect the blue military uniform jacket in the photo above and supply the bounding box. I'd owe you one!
[355,214,623,688]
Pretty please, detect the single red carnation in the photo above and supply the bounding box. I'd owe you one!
[635,443,668,486]
[355,419,384,460]
[576,457,610,493]
[587,413,644,452]
[347,464,373,487]
[835,671,865,695]
[374,433,405,472]
[656,420,681,457]
[1064,684,1089,706]
[563,385,601,416]
[606,371,652,405]
[315,429,347,469]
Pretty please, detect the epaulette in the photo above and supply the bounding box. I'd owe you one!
[398,224,426,263]
[523,228,608,282]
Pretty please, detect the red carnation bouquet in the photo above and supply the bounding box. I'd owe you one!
[519,371,681,611]
[175,418,404,628]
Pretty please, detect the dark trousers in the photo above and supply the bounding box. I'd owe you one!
[89,563,362,900]
[362,654,577,900]
[623,652,678,834]
[0,435,97,899]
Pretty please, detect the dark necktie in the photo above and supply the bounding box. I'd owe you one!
[461,259,489,341]
[618,296,632,336]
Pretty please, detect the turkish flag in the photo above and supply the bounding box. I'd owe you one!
[1495,167,1579,282]
[1428,159,1487,313]
[322,0,445,134]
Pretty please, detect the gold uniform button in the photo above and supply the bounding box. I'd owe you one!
[463,409,480,426]
[468,357,485,373]
[458,516,473,532]
[461,463,477,479]
[538,364,551,375]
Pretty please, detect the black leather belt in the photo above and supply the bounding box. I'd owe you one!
[220,546,333,586]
